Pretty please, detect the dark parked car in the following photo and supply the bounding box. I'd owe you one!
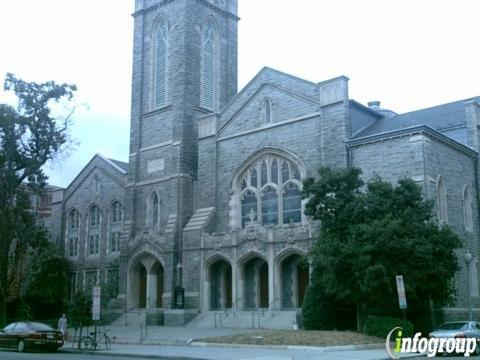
[0,322,64,352]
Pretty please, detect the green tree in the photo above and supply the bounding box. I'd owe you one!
[0,73,76,325]
[24,234,70,320]
[68,292,92,329]
[302,167,461,330]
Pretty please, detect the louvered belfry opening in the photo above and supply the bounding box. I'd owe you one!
[202,21,216,110]
[155,22,168,108]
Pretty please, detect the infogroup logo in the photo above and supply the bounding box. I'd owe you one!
[385,327,478,358]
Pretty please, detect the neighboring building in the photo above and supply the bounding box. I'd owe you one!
[28,185,63,220]
[48,0,480,325]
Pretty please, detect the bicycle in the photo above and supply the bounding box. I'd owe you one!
[78,328,111,352]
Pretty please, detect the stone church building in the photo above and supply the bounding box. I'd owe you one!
[48,0,480,326]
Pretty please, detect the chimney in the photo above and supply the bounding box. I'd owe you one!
[368,101,381,109]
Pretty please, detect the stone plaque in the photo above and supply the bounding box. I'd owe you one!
[147,158,165,174]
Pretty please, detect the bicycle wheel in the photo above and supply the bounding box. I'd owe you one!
[104,334,111,350]
[78,336,95,352]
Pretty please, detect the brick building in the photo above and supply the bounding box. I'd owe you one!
[48,0,480,326]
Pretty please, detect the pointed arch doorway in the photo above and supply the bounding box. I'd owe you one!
[129,254,164,309]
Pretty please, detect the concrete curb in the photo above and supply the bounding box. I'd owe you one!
[189,341,386,352]
[61,348,203,360]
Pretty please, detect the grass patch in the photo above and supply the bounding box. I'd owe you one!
[198,330,383,347]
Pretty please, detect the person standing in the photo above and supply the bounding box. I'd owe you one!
[58,313,68,341]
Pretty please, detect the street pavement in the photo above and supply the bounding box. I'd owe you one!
[0,344,426,360]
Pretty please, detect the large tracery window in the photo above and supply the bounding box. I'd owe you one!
[155,21,168,108]
[238,154,303,227]
[67,210,80,257]
[201,20,216,110]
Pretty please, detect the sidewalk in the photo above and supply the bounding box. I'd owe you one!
[63,342,424,360]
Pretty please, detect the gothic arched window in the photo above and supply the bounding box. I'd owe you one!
[110,202,123,253]
[88,205,101,256]
[237,154,303,228]
[261,186,278,225]
[147,192,160,229]
[437,177,448,224]
[67,210,79,257]
[201,20,216,110]
[241,190,257,227]
[463,185,473,232]
[155,21,168,108]
[262,99,272,124]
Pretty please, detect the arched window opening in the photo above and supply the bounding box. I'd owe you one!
[148,192,160,229]
[236,154,303,228]
[262,99,272,124]
[260,162,268,187]
[271,159,278,184]
[282,162,290,183]
[437,177,448,224]
[155,22,168,108]
[261,186,278,225]
[201,21,216,110]
[464,186,473,232]
[67,210,79,257]
[241,190,257,227]
[250,168,258,188]
[88,206,101,256]
[153,194,159,227]
[110,202,123,253]
[283,183,302,224]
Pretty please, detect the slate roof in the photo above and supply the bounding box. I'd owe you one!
[353,96,480,139]
[108,158,129,173]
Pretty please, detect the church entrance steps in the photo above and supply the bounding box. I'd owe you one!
[186,310,298,330]
[110,309,147,327]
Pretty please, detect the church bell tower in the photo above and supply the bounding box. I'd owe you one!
[121,0,239,311]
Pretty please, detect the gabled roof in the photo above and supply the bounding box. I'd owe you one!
[216,67,319,133]
[353,96,480,139]
[63,154,128,199]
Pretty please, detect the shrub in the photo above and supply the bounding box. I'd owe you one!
[302,283,335,330]
[363,315,414,338]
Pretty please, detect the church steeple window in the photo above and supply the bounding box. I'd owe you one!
[155,21,168,108]
[202,20,216,110]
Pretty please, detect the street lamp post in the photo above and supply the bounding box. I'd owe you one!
[464,251,473,321]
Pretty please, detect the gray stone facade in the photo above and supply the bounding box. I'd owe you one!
[49,0,480,325]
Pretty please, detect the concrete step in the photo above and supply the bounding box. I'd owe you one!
[110,310,147,327]
[187,310,298,330]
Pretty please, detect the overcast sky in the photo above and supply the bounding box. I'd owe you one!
[0,0,479,187]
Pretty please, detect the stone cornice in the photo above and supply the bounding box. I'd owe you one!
[133,0,240,21]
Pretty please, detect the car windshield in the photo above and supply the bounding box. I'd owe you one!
[438,322,469,330]
[29,322,54,331]
[3,323,16,332]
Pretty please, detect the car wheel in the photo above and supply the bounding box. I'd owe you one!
[17,339,25,352]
